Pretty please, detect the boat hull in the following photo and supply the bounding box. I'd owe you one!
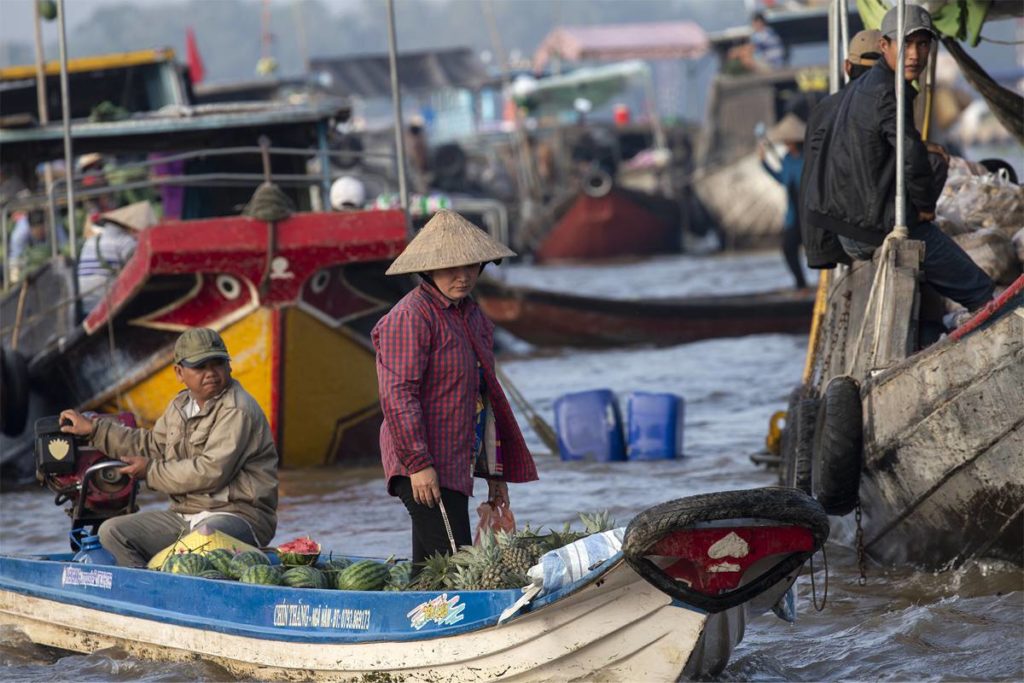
[476,279,814,348]
[0,556,744,681]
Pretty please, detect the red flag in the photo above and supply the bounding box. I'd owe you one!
[186,27,205,84]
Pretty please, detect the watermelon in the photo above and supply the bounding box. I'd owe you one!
[281,565,328,589]
[277,536,321,566]
[228,550,271,579]
[319,557,352,572]
[335,560,389,591]
[158,553,182,572]
[239,564,282,585]
[205,548,235,575]
[386,562,414,591]
[170,553,211,576]
[198,569,230,581]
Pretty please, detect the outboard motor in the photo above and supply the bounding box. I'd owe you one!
[34,414,139,551]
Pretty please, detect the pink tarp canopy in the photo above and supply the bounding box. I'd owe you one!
[533,21,709,71]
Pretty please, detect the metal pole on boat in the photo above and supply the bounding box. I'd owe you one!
[384,0,412,237]
[893,0,908,237]
[828,0,841,94]
[839,0,850,84]
[56,0,77,258]
[32,0,59,250]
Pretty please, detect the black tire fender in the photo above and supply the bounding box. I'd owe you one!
[812,376,863,515]
[790,397,818,494]
[1,347,31,437]
[623,487,829,613]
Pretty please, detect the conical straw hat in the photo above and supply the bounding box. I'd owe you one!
[99,201,158,231]
[768,113,807,144]
[385,209,516,275]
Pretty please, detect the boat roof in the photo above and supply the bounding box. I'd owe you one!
[0,48,176,81]
[533,21,709,70]
[0,100,350,162]
[707,6,863,50]
[310,48,488,98]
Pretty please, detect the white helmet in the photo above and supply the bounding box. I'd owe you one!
[329,176,366,210]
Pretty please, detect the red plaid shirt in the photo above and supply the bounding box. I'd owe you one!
[373,283,538,497]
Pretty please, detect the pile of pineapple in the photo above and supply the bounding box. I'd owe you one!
[399,511,617,592]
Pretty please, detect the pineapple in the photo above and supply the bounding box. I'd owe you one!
[451,532,526,590]
[540,523,586,553]
[580,510,617,535]
[412,552,457,591]
[497,530,539,575]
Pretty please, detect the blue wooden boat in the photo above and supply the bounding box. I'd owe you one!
[0,488,827,680]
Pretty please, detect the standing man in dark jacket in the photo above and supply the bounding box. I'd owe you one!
[803,5,993,312]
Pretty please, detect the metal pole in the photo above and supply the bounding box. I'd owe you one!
[32,0,59,248]
[384,0,411,237]
[828,0,842,94]
[316,121,333,208]
[56,0,77,258]
[893,0,907,236]
[839,0,850,85]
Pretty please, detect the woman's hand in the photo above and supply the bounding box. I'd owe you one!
[59,409,95,437]
[410,466,440,508]
[487,480,509,507]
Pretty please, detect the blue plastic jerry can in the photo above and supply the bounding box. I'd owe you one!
[553,389,626,462]
[625,391,685,460]
[71,531,117,565]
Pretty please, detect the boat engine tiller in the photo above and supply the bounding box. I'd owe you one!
[34,414,140,550]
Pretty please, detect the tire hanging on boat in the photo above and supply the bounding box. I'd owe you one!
[622,487,829,613]
[778,385,806,487]
[0,347,30,437]
[811,375,863,515]
[789,397,818,494]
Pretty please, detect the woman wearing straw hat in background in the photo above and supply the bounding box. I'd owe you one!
[759,113,808,290]
[373,210,538,568]
[77,200,157,313]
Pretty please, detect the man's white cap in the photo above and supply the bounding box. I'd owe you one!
[329,176,366,210]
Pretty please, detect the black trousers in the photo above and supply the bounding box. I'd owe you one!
[783,226,807,289]
[392,477,472,566]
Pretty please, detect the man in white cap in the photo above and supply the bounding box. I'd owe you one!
[803,4,992,317]
[372,210,538,572]
[77,201,156,312]
[329,175,366,211]
[59,327,279,566]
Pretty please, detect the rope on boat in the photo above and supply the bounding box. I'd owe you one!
[242,182,294,222]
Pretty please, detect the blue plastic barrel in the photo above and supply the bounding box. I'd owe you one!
[553,389,626,462]
[71,532,117,565]
[625,392,685,460]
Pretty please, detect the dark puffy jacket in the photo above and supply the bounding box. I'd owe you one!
[804,60,940,247]
[799,91,851,269]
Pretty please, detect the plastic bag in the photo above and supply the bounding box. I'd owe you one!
[527,528,625,594]
[474,499,516,545]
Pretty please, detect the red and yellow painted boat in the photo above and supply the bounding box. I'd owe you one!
[52,210,407,467]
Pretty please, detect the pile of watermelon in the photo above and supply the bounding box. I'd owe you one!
[152,541,398,591]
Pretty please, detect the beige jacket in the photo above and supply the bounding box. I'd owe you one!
[90,380,279,545]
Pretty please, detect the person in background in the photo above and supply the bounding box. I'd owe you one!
[59,327,279,567]
[802,5,993,323]
[799,29,882,270]
[8,209,67,283]
[77,201,156,313]
[727,12,785,73]
[759,113,808,289]
[405,114,431,193]
[372,210,538,571]
[329,176,367,211]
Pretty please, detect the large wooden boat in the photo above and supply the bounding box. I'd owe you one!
[0,487,829,680]
[0,54,415,475]
[785,248,1023,568]
[475,277,814,348]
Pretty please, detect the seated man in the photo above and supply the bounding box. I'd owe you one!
[60,327,279,567]
[803,4,993,316]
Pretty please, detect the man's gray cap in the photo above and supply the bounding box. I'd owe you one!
[881,4,937,40]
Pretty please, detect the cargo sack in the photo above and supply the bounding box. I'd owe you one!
[148,525,260,570]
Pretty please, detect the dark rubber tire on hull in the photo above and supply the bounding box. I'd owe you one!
[812,376,863,515]
[789,397,819,494]
[623,487,829,613]
[0,347,30,437]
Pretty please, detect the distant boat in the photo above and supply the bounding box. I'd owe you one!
[475,277,815,348]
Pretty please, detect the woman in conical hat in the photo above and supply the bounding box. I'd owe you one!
[373,210,537,568]
[78,201,158,313]
[759,113,808,289]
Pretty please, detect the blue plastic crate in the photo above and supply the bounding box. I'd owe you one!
[625,392,684,460]
[552,389,626,462]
